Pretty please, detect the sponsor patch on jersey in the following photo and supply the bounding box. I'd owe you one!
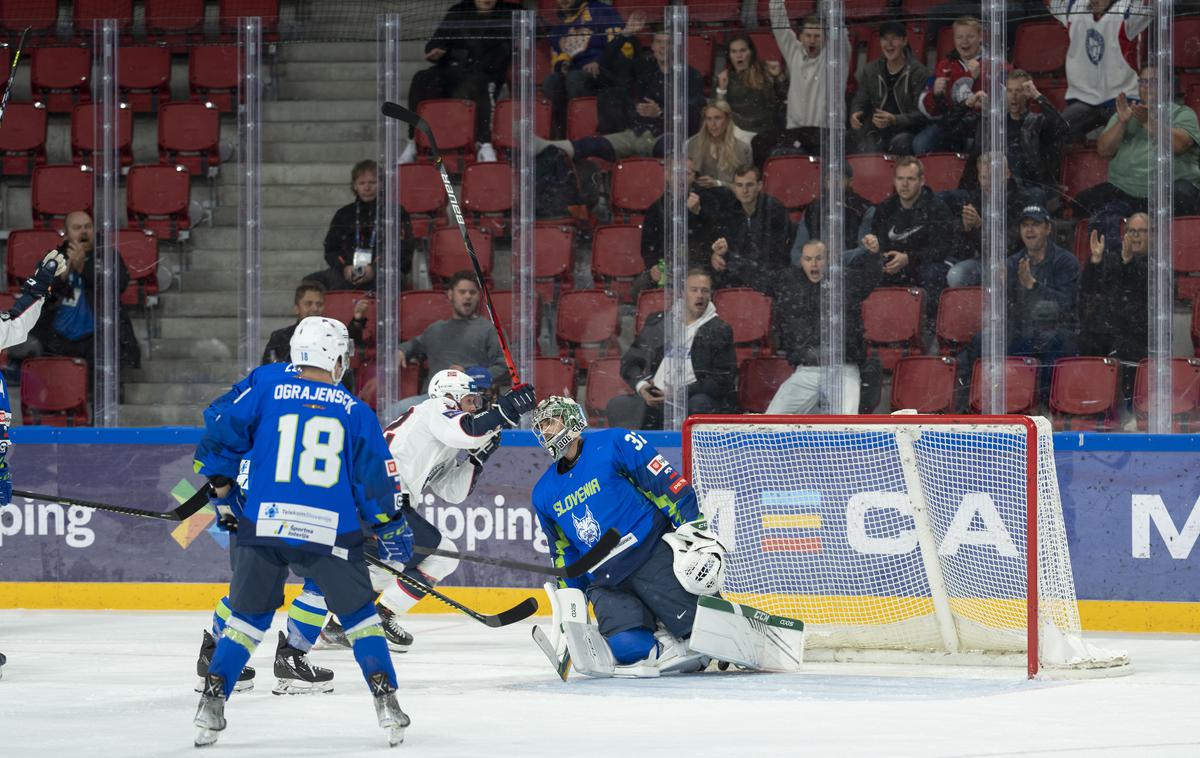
[669,476,689,495]
[393,492,406,509]
[386,459,399,477]
[645,454,668,476]
[256,502,338,546]
[443,409,464,418]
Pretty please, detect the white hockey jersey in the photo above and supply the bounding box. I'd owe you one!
[382,396,499,505]
[0,297,44,351]
[1051,0,1151,106]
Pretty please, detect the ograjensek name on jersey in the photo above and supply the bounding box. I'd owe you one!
[273,382,357,414]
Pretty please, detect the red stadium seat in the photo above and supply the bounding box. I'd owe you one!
[73,0,133,35]
[844,0,890,19]
[218,0,280,41]
[746,31,784,67]
[1071,219,1091,268]
[636,288,665,334]
[556,290,619,371]
[1060,149,1109,199]
[890,355,957,413]
[31,165,94,230]
[687,0,741,24]
[400,289,454,341]
[118,45,172,113]
[6,229,62,292]
[126,164,191,241]
[535,357,578,404]
[1034,80,1069,113]
[1175,18,1200,69]
[713,287,773,363]
[738,356,794,413]
[1133,358,1200,432]
[1192,297,1200,356]
[611,158,664,224]
[189,45,239,112]
[158,101,222,177]
[429,226,493,288]
[847,153,895,205]
[936,25,954,60]
[1049,356,1120,431]
[583,356,632,427]
[862,286,925,371]
[763,155,820,222]
[461,161,513,237]
[688,34,715,84]
[969,357,1039,415]
[491,98,552,156]
[71,103,133,168]
[144,0,206,51]
[30,46,91,113]
[1172,216,1200,302]
[116,228,159,308]
[1012,20,1069,76]
[533,222,575,303]
[591,224,643,304]
[755,0,816,24]
[901,0,945,15]
[415,99,477,175]
[21,356,90,426]
[0,102,47,176]
[566,96,598,141]
[487,290,534,350]
[323,290,376,362]
[919,152,966,193]
[398,162,446,239]
[864,22,928,64]
[935,286,982,355]
[0,0,58,35]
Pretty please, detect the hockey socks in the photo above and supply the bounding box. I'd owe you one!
[208,611,271,699]
[342,602,398,691]
[211,595,233,638]
[286,580,329,651]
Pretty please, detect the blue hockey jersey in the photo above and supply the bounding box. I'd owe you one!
[195,362,300,478]
[196,374,404,558]
[532,428,698,590]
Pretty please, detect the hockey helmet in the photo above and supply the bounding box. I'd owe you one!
[290,316,352,384]
[428,369,484,409]
[532,395,587,460]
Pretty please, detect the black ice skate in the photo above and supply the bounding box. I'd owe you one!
[195,629,255,693]
[314,618,351,649]
[193,673,227,748]
[368,671,410,747]
[272,631,334,695]
[376,603,414,653]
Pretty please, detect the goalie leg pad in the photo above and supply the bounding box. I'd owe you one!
[687,595,806,673]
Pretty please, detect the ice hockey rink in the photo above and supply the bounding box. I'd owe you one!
[1,610,1196,757]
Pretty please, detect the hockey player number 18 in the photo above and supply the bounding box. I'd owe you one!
[275,414,345,487]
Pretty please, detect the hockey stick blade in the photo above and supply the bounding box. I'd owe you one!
[532,626,571,681]
[412,528,620,579]
[364,553,539,628]
[13,486,211,522]
[380,101,420,126]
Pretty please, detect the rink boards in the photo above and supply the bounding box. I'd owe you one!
[0,427,1197,633]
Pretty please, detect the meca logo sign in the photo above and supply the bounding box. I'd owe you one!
[1131,495,1200,560]
[845,492,1019,557]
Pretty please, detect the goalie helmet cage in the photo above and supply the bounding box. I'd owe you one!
[682,414,1131,679]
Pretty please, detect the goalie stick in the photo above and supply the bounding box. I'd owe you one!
[13,486,211,522]
[364,553,538,628]
[0,27,30,129]
[412,527,620,579]
[381,101,522,387]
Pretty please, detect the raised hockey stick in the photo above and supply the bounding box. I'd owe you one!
[381,101,522,387]
[364,553,538,627]
[412,527,620,579]
[0,27,30,129]
[13,486,212,522]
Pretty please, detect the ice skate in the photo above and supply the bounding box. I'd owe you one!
[193,673,227,748]
[272,631,334,695]
[368,672,410,747]
[376,603,414,653]
[195,630,255,692]
[651,629,708,675]
[314,618,351,649]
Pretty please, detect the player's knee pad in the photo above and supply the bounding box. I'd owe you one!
[608,628,656,665]
[414,534,459,582]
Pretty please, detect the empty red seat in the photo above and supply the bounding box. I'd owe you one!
[218,0,280,41]
[491,98,552,156]
[746,31,784,67]
[919,152,966,193]
[591,224,643,304]
[189,45,239,112]
[71,102,133,168]
[636,288,665,334]
[31,46,91,113]
[116,228,159,307]
[935,286,982,355]
[763,155,820,222]
[901,0,945,15]
[31,165,94,230]
[126,164,191,240]
[0,102,47,176]
[891,355,957,413]
[73,0,133,34]
[415,99,477,175]
[1061,149,1108,199]
[687,0,741,24]
[1173,216,1200,302]
[688,34,715,83]
[144,0,205,51]
[21,356,90,426]
[556,290,619,371]
[461,161,513,237]
[398,162,447,238]
[0,0,58,35]
[847,153,895,205]
[535,357,578,404]
[533,222,575,303]
[611,158,664,223]
[862,286,925,371]
[428,226,493,288]
[1133,357,1200,431]
[1049,356,1120,430]
[1012,20,1069,76]
[739,356,794,413]
[936,24,955,60]
[566,96,598,141]
[159,102,222,177]
[6,229,61,292]
[583,356,632,426]
[400,290,454,340]
[119,45,172,113]
[713,287,774,363]
[844,0,890,19]
[969,357,1040,415]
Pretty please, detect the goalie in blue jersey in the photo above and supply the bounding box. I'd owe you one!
[190,317,411,747]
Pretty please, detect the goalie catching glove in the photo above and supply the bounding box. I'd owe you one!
[662,518,728,596]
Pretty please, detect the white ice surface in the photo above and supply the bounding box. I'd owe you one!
[0,610,1197,757]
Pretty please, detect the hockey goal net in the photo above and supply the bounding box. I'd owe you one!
[682,414,1130,678]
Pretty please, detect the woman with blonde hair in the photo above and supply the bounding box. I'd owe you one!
[686,101,752,189]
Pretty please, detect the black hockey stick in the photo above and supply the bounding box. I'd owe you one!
[13,486,211,522]
[0,28,31,129]
[412,527,620,579]
[365,553,538,628]
[381,101,522,387]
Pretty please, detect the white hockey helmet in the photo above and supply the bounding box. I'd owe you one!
[428,368,483,408]
[290,316,352,384]
[532,395,587,460]
[662,519,728,596]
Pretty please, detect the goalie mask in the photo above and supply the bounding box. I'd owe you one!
[532,395,587,460]
[662,519,728,596]
[428,369,484,410]
[290,316,353,384]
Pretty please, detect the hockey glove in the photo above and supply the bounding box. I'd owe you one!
[468,434,501,469]
[21,251,67,300]
[373,512,414,566]
[207,477,246,529]
[496,384,536,427]
[0,439,11,507]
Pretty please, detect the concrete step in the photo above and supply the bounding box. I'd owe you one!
[215,162,353,186]
[262,99,379,122]
[261,140,378,164]
[158,316,239,340]
[188,226,330,249]
[278,42,381,64]
[181,268,313,291]
[125,381,231,405]
[216,183,348,207]
[279,79,376,101]
[212,204,343,227]
[261,120,377,143]
[175,248,324,273]
[277,61,377,81]
[125,360,244,385]
[118,404,206,427]
[158,289,296,316]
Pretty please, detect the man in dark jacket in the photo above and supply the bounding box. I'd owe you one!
[1007,205,1080,359]
[709,164,794,294]
[1080,211,1148,400]
[849,21,930,156]
[942,153,1036,287]
[606,269,737,429]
